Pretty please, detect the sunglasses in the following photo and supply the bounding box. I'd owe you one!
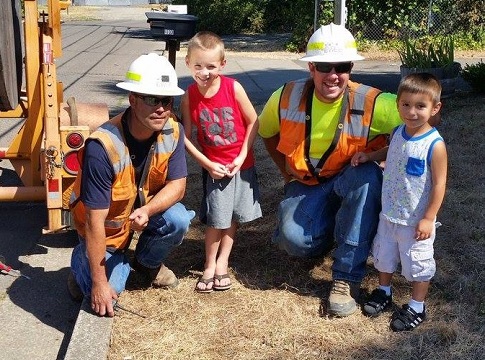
[312,62,353,74]
[133,93,173,107]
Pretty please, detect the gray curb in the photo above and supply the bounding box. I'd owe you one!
[65,298,113,360]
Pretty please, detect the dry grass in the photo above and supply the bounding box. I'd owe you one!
[108,91,485,359]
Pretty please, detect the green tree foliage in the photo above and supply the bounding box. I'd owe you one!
[176,0,259,34]
[177,0,484,52]
[454,0,484,33]
[347,0,421,39]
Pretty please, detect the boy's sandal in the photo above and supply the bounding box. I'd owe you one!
[195,277,214,293]
[390,304,426,332]
[363,289,392,317]
[213,274,231,291]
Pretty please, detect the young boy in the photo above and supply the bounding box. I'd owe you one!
[351,73,447,331]
[181,31,262,293]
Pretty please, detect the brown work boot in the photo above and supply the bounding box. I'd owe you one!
[67,272,83,302]
[327,279,360,317]
[133,259,179,289]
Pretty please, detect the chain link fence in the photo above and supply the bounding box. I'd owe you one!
[347,2,458,41]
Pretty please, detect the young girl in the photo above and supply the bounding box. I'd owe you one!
[181,31,262,293]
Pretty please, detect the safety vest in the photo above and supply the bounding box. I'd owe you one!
[278,79,387,185]
[70,111,180,250]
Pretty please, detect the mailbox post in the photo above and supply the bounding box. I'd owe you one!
[145,12,198,68]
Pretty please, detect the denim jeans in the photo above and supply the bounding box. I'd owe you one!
[70,202,195,296]
[274,162,383,283]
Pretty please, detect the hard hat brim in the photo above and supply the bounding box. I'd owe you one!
[299,53,365,62]
[116,82,185,96]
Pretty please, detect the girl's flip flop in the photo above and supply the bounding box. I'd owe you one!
[213,274,231,291]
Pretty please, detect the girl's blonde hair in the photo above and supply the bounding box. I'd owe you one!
[187,31,225,60]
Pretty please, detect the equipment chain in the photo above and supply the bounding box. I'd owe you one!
[45,147,63,179]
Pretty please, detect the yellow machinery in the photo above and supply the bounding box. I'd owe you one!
[0,0,108,233]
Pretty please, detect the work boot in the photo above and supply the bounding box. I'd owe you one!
[327,279,360,317]
[133,259,179,289]
[67,272,83,302]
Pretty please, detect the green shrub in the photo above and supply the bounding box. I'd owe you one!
[176,0,259,34]
[177,0,485,54]
[461,60,485,93]
[397,36,455,68]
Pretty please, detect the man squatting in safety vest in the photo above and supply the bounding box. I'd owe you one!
[68,53,195,317]
[258,24,440,317]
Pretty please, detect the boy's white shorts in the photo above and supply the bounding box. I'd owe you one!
[372,213,436,282]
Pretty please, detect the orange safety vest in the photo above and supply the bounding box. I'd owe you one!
[277,79,387,185]
[70,111,180,250]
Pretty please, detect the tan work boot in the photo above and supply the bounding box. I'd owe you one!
[327,279,360,317]
[133,259,179,289]
[67,272,83,302]
[150,264,179,288]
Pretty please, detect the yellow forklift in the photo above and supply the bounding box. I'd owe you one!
[0,0,108,233]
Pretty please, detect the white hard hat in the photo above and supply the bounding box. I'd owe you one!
[300,23,364,63]
[116,53,184,96]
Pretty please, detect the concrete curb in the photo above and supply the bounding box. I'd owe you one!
[64,298,113,360]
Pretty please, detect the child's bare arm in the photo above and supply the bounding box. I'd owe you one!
[226,81,258,176]
[351,146,389,167]
[415,140,447,240]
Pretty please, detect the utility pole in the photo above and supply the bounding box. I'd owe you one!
[315,0,347,31]
[314,0,319,32]
[334,0,347,26]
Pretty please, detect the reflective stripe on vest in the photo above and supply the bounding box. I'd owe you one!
[96,122,132,176]
[70,110,179,250]
[278,79,382,184]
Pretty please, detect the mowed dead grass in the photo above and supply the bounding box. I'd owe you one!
[108,90,485,359]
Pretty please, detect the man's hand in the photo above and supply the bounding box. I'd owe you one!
[90,281,118,317]
[129,207,150,231]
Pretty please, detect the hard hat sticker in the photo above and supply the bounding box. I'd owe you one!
[126,71,142,82]
[324,42,344,53]
[307,42,325,51]
[345,40,358,49]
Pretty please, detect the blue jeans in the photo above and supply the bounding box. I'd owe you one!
[70,202,195,296]
[274,162,382,283]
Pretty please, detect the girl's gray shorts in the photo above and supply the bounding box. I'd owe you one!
[200,166,262,229]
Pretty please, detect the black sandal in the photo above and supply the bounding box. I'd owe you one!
[390,304,426,331]
[363,288,392,317]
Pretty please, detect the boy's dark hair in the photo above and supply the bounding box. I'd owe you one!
[187,31,225,60]
[397,73,442,104]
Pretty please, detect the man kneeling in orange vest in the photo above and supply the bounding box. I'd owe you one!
[258,24,439,317]
[68,53,195,317]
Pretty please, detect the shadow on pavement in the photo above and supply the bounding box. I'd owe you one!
[0,202,80,359]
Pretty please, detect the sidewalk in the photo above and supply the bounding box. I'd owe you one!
[0,204,80,360]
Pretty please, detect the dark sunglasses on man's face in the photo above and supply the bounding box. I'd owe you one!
[134,93,173,107]
[312,62,353,74]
